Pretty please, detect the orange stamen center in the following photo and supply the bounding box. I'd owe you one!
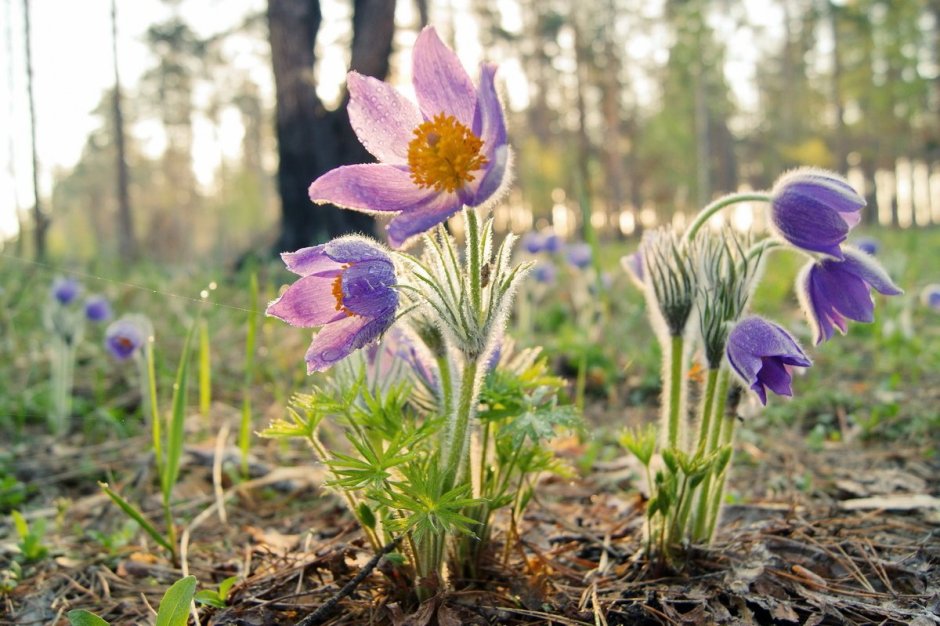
[331,269,355,317]
[407,113,487,193]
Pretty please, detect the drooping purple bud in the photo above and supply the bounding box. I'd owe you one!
[51,277,81,305]
[105,315,151,361]
[84,295,112,323]
[769,168,865,259]
[726,317,812,405]
[796,247,902,344]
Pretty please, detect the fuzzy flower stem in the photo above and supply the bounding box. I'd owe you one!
[666,335,685,448]
[746,239,782,262]
[466,208,483,322]
[442,358,479,493]
[705,411,738,540]
[684,193,771,243]
[694,368,720,455]
[693,368,731,541]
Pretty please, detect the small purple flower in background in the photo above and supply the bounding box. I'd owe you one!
[855,237,879,256]
[542,233,562,254]
[51,277,81,305]
[267,236,399,373]
[521,232,546,254]
[565,242,592,269]
[532,262,556,285]
[308,26,509,248]
[922,284,940,312]
[621,250,644,288]
[796,247,902,344]
[727,317,812,405]
[84,295,112,323]
[105,315,150,361]
[769,168,865,259]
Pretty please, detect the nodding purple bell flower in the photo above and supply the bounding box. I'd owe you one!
[797,247,902,344]
[565,242,592,269]
[727,317,812,405]
[267,236,399,373]
[84,295,112,323]
[621,250,644,288]
[532,262,556,285]
[922,284,940,312]
[769,168,865,259]
[308,26,509,249]
[521,232,546,255]
[51,277,81,305]
[105,315,150,361]
[542,233,562,254]
[855,237,879,256]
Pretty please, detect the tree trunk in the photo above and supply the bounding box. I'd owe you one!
[268,0,396,254]
[23,0,47,260]
[112,0,136,261]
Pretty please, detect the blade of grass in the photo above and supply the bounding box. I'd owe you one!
[240,273,259,478]
[99,482,173,554]
[162,319,197,502]
[199,318,211,416]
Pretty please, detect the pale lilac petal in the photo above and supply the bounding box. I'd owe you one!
[341,259,398,317]
[325,236,395,265]
[281,245,343,277]
[266,275,347,327]
[386,192,462,249]
[411,26,476,125]
[309,164,436,214]
[305,312,394,373]
[466,63,509,205]
[347,72,422,165]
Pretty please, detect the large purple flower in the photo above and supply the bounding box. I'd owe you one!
[267,236,399,373]
[727,317,812,405]
[308,27,509,249]
[769,168,865,259]
[797,247,902,344]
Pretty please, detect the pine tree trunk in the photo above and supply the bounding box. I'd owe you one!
[112,0,136,261]
[23,0,47,260]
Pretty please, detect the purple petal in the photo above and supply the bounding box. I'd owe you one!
[347,72,422,165]
[840,248,903,296]
[386,191,462,249]
[281,245,343,277]
[757,357,794,397]
[411,26,476,125]
[341,259,398,317]
[621,251,645,288]
[324,236,394,265]
[305,312,394,373]
[817,266,874,323]
[727,317,810,403]
[309,164,436,214]
[467,63,509,205]
[771,187,850,258]
[266,275,347,327]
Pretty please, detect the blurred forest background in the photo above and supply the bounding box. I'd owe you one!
[3,0,939,266]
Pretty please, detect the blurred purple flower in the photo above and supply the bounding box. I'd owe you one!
[521,232,546,254]
[797,247,902,344]
[770,168,864,259]
[727,317,812,405]
[532,262,556,285]
[855,237,879,256]
[543,233,562,254]
[267,236,399,373]
[105,315,150,361]
[921,284,940,312]
[51,277,81,305]
[308,27,509,249]
[84,295,112,323]
[621,250,644,288]
[565,242,592,269]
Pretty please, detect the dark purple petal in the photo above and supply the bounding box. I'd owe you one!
[341,259,399,317]
[386,192,462,249]
[347,71,423,165]
[532,262,556,284]
[816,264,874,322]
[266,275,348,327]
[522,232,545,254]
[923,284,940,311]
[309,164,436,214]
[543,234,562,253]
[84,296,112,323]
[757,357,794,397]
[281,245,342,277]
[305,311,395,373]
[52,277,81,305]
[839,248,903,296]
[411,26,476,126]
[105,315,150,361]
[855,237,879,256]
[726,317,810,405]
[324,236,396,265]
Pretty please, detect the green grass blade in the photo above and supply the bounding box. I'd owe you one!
[154,575,197,626]
[99,482,173,553]
[199,318,211,416]
[67,609,110,626]
[239,273,259,477]
[144,345,163,479]
[161,320,197,504]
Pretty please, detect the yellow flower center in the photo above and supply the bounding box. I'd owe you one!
[407,113,487,193]
[331,270,354,317]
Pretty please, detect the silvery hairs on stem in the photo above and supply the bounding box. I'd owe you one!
[694,229,765,369]
[641,228,697,339]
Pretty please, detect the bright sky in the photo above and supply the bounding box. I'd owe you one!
[0,0,783,242]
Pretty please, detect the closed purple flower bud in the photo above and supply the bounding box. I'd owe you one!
[85,295,112,323]
[770,168,865,259]
[105,315,151,361]
[796,247,902,344]
[565,242,592,269]
[521,232,546,254]
[621,250,644,288]
[266,236,399,373]
[727,317,812,405]
[52,277,81,305]
[855,237,878,256]
[922,284,940,312]
[532,262,556,285]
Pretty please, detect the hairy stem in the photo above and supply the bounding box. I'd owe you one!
[665,335,685,449]
[684,193,771,243]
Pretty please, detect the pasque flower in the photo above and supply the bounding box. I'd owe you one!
[105,315,151,361]
[51,277,81,305]
[770,168,865,259]
[797,247,902,344]
[727,317,812,405]
[565,243,592,269]
[267,236,399,373]
[85,295,112,323]
[922,284,940,312]
[308,26,509,249]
